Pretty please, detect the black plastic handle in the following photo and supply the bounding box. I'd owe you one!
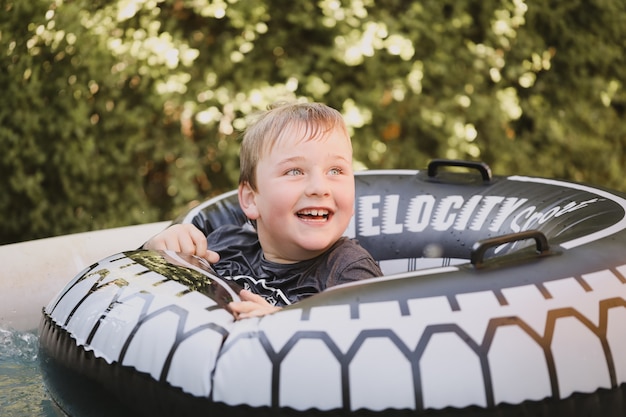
[470,230,550,268]
[427,159,492,182]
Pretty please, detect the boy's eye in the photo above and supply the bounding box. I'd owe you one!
[286,168,303,176]
[329,167,343,175]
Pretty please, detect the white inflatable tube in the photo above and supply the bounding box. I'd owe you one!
[37,161,626,417]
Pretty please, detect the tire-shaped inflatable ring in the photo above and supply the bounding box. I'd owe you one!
[39,160,626,417]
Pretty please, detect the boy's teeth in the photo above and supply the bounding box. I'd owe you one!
[299,209,329,216]
[302,209,327,216]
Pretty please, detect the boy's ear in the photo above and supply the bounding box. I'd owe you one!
[238,182,260,220]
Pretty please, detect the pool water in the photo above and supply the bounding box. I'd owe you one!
[0,327,58,417]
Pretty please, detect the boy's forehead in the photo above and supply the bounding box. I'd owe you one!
[267,122,351,152]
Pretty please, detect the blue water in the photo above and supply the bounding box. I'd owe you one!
[0,327,58,417]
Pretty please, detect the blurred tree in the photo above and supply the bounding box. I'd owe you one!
[0,0,624,244]
[498,0,626,187]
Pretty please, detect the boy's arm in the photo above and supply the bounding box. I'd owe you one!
[143,223,220,263]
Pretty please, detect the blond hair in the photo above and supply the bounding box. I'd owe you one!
[239,102,349,190]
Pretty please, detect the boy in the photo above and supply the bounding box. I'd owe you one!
[144,102,382,318]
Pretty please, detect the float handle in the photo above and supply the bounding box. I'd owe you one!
[427,159,492,182]
[470,230,550,268]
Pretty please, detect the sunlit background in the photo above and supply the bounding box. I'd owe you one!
[1,0,624,244]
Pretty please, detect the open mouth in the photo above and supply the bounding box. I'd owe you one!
[296,208,330,221]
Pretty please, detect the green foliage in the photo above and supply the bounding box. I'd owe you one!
[1,0,624,244]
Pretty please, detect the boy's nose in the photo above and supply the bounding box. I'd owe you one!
[305,172,331,197]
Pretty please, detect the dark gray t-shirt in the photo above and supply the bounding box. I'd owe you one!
[207,224,382,306]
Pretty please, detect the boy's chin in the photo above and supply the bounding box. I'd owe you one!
[295,237,339,254]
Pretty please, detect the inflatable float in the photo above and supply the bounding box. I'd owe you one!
[39,160,626,417]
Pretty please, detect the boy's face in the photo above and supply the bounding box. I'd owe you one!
[238,124,355,263]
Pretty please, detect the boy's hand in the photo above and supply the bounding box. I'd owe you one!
[143,224,220,263]
[229,289,281,319]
